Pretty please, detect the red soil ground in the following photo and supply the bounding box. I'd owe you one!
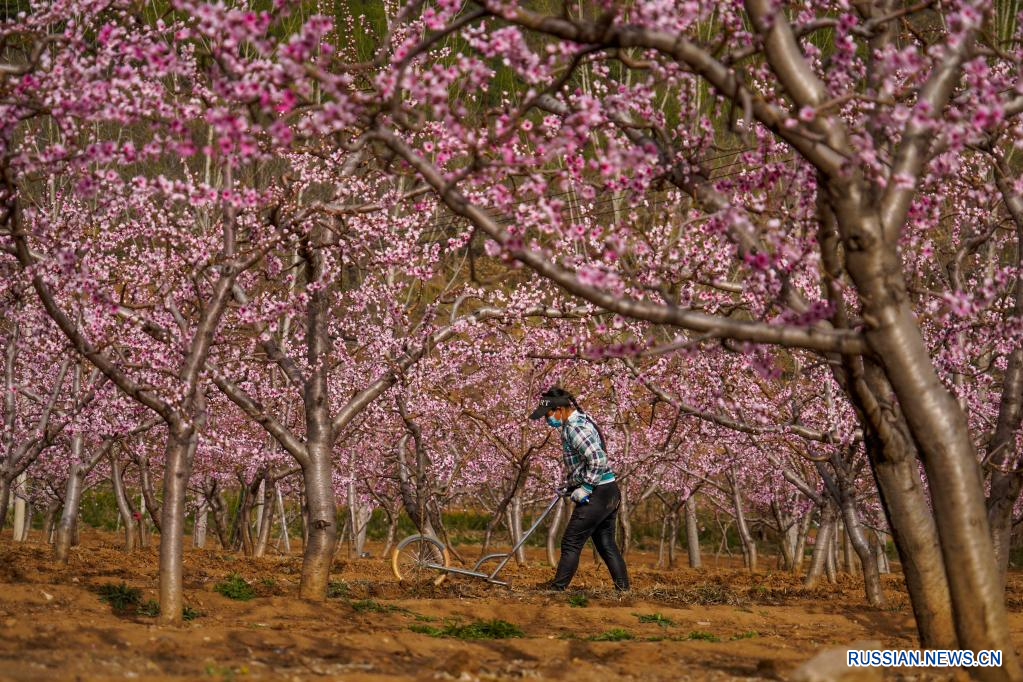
[1,529,1019,680]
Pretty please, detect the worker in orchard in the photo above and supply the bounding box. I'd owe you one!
[529,386,630,591]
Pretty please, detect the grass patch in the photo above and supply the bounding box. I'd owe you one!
[214,573,256,601]
[327,581,350,599]
[97,582,142,611]
[567,594,589,608]
[731,630,759,640]
[589,628,633,642]
[409,619,524,639]
[350,599,405,613]
[137,599,160,617]
[636,612,674,628]
[686,630,720,642]
[136,600,203,621]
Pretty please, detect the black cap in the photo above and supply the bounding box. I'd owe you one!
[529,387,574,420]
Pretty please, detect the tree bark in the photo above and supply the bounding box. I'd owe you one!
[509,496,525,564]
[836,491,884,606]
[850,360,958,649]
[298,450,337,600]
[253,481,276,558]
[137,454,162,532]
[11,472,27,541]
[832,186,1018,673]
[276,486,291,554]
[825,529,838,584]
[193,499,208,549]
[618,482,632,555]
[730,470,756,572]
[110,455,138,551]
[804,505,835,589]
[985,164,1023,588]
[42,501,59,543]
[685,494,701,569]
[546,497,565,566]
[53,462,85,563]
[793,509,812,574]
[0,477,10,532]
[156,426,199,625]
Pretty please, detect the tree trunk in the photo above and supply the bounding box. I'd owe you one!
[509,495,525,564]
[843,524,857,575]
[347,480,373,558]
[12,472,27,541]
[53,461,86,563]
[685,495,701,569]
[834,193,1018,674]
[253,482,276,558]
[667,511,678,568]
[837,493,884,606]
[42,501,59,543]
[110,456,138,552]
[656,513,668,569]
[618,484,632,555]
[193,500,208,549]
[205,481,230,549]
[985,168,1023,590]
[138,456,162,532]
[825,529,838,584]
[546,497,565,566]
[794,510,813,573]
[298,449,337,601]
[276,486,291,554]
[156,428,197,625]
[862,422,956,648]
[19,501,33,541]
[804,506,835,589]
[253,478,265,541]
[0,477,10,533]
[730,471,756,572]
[772,500,795,570]
[875,530,890,574]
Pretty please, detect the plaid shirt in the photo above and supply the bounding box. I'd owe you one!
[561,411,616,493]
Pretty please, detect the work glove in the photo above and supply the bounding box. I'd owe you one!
[571,487,590,504]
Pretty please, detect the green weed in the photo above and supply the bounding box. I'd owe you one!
[351,599,398,613]
[137,599,160,617]
[567,594,589,608]
[636,612,674,628]
[134,599,202,621]
[731,630,759,640]
[327,581,350,599]
[97,582,142,611]
[214,573,255,601]
[686,630,720,642]
[589,628,633,642]
[409,619,524,639]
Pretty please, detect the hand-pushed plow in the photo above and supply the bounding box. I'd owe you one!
[391,490,566,586]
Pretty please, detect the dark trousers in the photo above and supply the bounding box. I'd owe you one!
[552,481,630,590]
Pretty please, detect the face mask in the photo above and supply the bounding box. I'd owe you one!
[546,415,563,428]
